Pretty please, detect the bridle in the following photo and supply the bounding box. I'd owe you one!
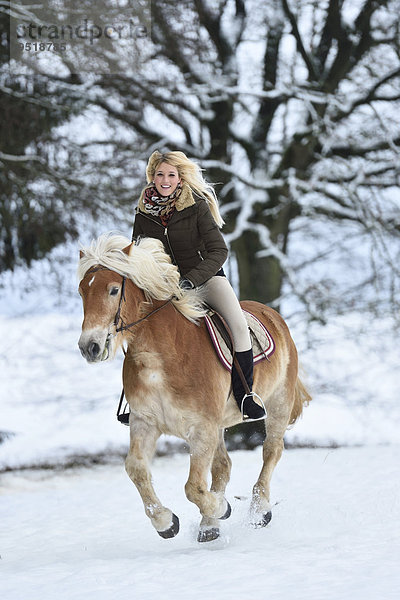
[84,265,173,336]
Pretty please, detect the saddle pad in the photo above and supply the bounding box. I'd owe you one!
[204,309,275,372]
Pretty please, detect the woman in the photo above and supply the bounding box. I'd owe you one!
[132,150,265,421]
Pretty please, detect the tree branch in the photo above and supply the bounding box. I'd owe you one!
[324,0,389,92]
[150,1,206,85]
[193,0,246,67]
[314,0,341,77]
[331,67,400,122]
[0,151,46,164]
[249,12,285,167]
[328,136,400,158]
[201,159,285,192]
[280,0,319,81]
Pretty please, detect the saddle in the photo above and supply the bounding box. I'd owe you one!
[117,306,275,425]
[204,307,275,371]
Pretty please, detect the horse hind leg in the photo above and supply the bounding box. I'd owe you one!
[185,426,231,543]
[197,429,232,542]
[250,406,288,528]
[125,417,180,539]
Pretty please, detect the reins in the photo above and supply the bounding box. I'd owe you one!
[115,296,173,332]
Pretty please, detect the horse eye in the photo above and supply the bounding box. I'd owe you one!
[110,287,119,296]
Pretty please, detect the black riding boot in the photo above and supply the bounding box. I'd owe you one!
[231,349,266,420]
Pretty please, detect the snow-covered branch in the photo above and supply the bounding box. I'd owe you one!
[331,68,400,122]
[201,160,285,192]
[0,151,46,164]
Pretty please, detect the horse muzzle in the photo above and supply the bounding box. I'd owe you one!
[78,328,111,363]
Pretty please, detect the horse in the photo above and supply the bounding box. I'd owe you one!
[77,234,311,543]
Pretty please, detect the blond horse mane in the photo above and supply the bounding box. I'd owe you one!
[78,233,206,324]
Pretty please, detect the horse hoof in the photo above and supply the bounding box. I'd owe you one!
[220,500,232,520]
[197,526,220,543]
[252,510,272,528]
[157,513,180,539]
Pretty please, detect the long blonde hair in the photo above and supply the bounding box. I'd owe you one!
[145,150,224,228]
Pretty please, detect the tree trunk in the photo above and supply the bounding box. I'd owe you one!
[232,189,299,304]
[232,232,282,304]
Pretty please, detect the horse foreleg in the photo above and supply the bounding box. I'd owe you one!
[125,417,179,539]
[211,429,232,496]
[185,427,231,542]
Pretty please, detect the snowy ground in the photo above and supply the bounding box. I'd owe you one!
[1,445,399,600]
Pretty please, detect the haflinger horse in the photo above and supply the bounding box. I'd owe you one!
[78,234,311,543]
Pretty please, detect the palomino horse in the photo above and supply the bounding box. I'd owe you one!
[78,234,311,542]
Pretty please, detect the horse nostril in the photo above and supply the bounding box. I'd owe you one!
[88,341,101,360]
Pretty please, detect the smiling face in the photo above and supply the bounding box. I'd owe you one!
[153,162,181,197]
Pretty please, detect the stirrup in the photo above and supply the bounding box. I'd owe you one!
[240,392,267,422]
[117,412,130,426]
[117,388,130,426]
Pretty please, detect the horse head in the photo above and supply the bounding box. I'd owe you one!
[78,261,132,363]
[78,246,139,363]
[77,234,206,364]
[77,234,140,362]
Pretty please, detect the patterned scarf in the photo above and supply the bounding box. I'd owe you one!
[142,185,182,226]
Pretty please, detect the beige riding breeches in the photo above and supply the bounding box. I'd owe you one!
[201,275,251,352]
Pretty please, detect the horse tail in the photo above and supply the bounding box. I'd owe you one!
[289,375,312,425]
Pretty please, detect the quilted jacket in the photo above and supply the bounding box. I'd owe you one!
[132,184,228,288]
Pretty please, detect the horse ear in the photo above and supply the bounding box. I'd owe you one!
[79,250,84,259]
[122,242,135,256]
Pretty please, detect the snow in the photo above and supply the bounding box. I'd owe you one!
[1,446,399,599]
[0,311,127,470]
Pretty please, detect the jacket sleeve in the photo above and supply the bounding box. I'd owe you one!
[132,210,144,241]
[185,201,228,287]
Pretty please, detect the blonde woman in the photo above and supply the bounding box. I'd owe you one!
[133,150,265,421]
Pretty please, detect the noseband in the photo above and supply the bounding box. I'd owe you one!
[84,265,173,334]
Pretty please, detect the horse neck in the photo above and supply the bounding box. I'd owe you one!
[121,280,184,341]
[123,283,198,358]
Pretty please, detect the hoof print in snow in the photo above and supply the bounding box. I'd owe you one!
[158,513,180,539]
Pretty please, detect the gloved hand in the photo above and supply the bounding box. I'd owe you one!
[179,278,195,290]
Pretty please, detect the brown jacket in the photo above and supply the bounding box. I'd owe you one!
[132,184,228,287]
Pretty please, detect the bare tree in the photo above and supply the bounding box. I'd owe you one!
[0,1,144,270]
[2,0,399,320]
[87,0,400,317]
